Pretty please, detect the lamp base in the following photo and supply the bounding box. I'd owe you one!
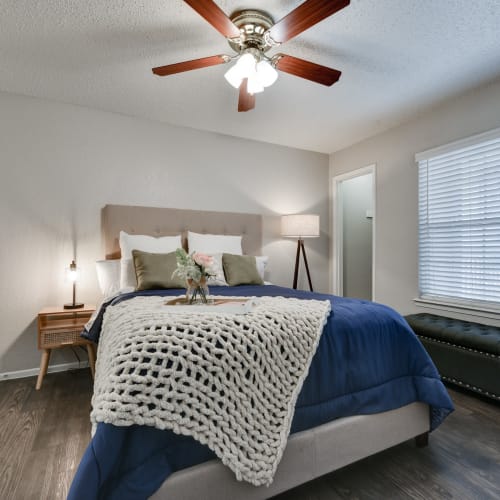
[63,302,84,310]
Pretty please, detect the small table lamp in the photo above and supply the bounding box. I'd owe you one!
[64,260,84,309]
[281,214,320,291]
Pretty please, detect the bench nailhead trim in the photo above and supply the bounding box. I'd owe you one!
[417,335,500,359]
[416,334,500,400]
[440,375,500,401]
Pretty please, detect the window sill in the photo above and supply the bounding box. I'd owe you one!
[413,297,500,321]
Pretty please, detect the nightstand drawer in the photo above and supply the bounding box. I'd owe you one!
[39,328,88,349]
[38,310,93,331]
[37,307,94,350]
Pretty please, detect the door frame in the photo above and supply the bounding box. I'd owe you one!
[332,164,376,299]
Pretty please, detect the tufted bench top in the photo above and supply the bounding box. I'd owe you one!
[406,313,500,356]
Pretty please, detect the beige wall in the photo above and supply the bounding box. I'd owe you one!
[0,91,329,374]
[330,79,500,323]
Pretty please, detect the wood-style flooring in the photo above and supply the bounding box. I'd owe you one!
[0,370,499,499]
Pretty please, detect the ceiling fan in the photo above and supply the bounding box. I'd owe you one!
[152,0,350,112]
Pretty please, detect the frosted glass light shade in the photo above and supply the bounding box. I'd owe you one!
[224,53,257,88]
[247,74,264,94]
[256,60,278,87]
[237,53,257,73]
[281,214,320,238]
[224,64,243,88]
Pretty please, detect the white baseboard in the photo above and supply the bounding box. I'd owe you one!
[0,360,90,382]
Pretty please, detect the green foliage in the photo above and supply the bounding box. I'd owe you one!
[172,248,202,282]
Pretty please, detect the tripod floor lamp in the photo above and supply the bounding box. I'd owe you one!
[281,214,320,291]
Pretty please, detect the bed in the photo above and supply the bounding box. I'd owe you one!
[68,205,453,500]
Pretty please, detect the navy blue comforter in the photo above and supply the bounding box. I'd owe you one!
[69,286,453,500]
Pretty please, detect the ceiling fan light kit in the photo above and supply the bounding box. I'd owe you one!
[223,50,278,93]
[152,0,350,112]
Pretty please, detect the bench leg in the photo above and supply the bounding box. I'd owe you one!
[415,432,429,448]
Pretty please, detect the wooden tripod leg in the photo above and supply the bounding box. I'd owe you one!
[300,240,314,292]
[293,239,301,289]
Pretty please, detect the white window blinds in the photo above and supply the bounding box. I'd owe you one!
[417,128,500,306]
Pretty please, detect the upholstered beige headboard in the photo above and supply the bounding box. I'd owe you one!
[102,204,263,259]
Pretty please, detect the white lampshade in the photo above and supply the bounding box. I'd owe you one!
[224,53,257,89]
[224,64,244,89]
[247,73,264,94]
[281,214,320,238]
[256,60,278,87]
[237,53,257,73]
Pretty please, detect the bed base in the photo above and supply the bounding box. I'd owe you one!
[151,402,430,500]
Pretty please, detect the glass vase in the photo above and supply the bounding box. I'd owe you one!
[186,277,210,304]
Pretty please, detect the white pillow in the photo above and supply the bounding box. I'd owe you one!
[119,231,182,289]
[95,260,121,298]
[255,256,269,280]
[204,253,227,286]
[188,231,242,255]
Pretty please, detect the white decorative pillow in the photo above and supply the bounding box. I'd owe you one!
[255,256,269,280]
[206,253,228,286]
[119,231,182,289]
[188,231,242,255]
[95,260,121,298]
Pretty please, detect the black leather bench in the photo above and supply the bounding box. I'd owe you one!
[405,313,500,401]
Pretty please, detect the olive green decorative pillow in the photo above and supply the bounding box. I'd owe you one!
[132,250,185,291]
[222,253,264,286]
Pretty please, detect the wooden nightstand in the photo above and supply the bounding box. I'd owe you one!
[36,305,96,390]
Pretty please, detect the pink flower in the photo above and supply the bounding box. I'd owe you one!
[193,252,214,268]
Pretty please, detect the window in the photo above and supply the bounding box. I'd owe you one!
[416,128,500,307]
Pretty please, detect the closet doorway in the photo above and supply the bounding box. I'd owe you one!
[332,165,376,300]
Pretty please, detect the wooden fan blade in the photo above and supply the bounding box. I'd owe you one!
[274,54,341,86]
[184,0,240,38]
[238,78,255,112]
[152,55,228,76]
[268,0,350,44]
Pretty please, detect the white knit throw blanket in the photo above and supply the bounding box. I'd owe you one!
[91,295,331,486]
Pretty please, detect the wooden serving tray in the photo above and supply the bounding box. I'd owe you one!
[164,297,255,314]
[165,298,249,306]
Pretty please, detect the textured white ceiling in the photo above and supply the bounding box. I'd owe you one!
[1,0,499,153]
